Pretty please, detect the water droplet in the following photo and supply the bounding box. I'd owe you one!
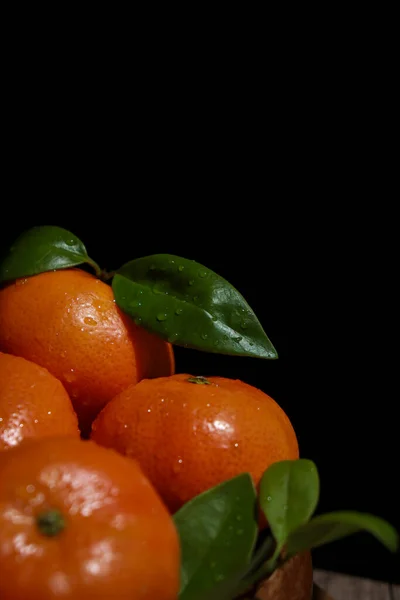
[65,239,75,246]
[188,280,195,286]
[16,278,28,286]
[19,423,24,428]
[240,320,248,329]
[147,408,151,413]
[172,458,183,474]
[130,300,142,308]
[175,308,183,315]
[236,515,242,521]
[206,403,211,407]
[234,442,239,448]
[193,295,199,302]
[236,529,244,536]
[201,333,208,340]
[213,340,220,346]
[134,317,143,325]
[156,313,167,321]
[152,285,163,295]
[0,418,2,422]
[267,496,272,502]
[214,574,224,582]
[34,419,38,424]
[211,316,218,322]
[249,342,254,347]
[223,334,229,340]
[198,269,207,278]
[124,424,128,428]
[26,484,35,493]
[47,411,52,415]
[64,369,76,383]
[168,333,179,343]
[84,317,97,326]
[178,265,184,272]
[168,259,175,264]
[233,336,242,343]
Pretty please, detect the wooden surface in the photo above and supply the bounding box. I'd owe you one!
[314,569,399,600]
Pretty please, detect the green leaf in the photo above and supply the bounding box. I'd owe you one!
[0,226,101,283]
[259,459,320,555]
[113,254,277,359]
[174,473,258,600]
[286,511,399,558]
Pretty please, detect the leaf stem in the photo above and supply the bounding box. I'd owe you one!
[86,257,102,278]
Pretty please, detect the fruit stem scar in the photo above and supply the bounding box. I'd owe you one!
[36,509,66,537]
[187,376,211,385]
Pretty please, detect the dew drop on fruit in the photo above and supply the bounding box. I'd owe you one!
[201,333,208,340]
[175,308,183,315]
[156,313,167,321]
[198,269,207,278]
[84,317,97,326]
[178,265,184,272]
[267,496,272,502]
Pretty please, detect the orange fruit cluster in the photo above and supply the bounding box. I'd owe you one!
[0,268,298,599]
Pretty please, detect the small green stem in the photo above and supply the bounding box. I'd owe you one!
[86,257,102,278]
[36,509,65,537]
[187,376,211,385]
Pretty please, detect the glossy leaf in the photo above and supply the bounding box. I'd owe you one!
[0,226,100,283]
[113,255,277,359]
[174,473,258,600]
[259,459,319,554]
[286,511,399,558]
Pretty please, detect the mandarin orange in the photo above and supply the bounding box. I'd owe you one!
[0,351,79,450]
[0,436,180,600]
[0,269,174,434]
[91,373,299,513]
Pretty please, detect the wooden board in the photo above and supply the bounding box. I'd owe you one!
[391,584,400,600]
[314,569,391,600]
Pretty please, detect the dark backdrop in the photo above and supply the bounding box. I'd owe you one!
[1,193,398,584]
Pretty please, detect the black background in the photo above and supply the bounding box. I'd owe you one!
[1,86,398,584]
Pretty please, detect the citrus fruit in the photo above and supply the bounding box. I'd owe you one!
[0,351,79,450]
[91,373,299,512]
[0,269,175,434]
[0,436,180,600]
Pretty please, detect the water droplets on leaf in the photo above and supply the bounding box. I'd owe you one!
[188,279,195,286]
[130,300,142,308]
[178,265,184,272]
[201,333,208,340]
[156,313,167,322]
[240,320,248,329]
[65,239,75,246]
[175,308,183,316]
[198,269,207,278]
